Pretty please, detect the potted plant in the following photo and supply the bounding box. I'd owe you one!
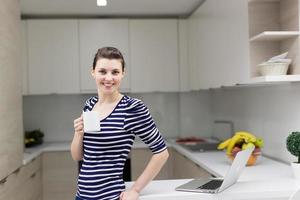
[286,131,300,179]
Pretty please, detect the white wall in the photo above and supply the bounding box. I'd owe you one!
[211,83,300,163]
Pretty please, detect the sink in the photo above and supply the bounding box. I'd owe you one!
[178,142,220,152]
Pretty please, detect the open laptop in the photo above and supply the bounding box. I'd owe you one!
[175,146,254,194]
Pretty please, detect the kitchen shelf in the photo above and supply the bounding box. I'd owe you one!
[250,31,300,42]
[249,0,280,2]
[238,75,300,86]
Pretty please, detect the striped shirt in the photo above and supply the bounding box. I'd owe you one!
[76,95,167,200]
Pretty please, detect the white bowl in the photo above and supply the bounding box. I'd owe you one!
[258,62,290,76]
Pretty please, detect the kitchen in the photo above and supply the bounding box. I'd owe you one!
[1,0,300,199]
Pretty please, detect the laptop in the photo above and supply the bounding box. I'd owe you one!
[175,146,254,194]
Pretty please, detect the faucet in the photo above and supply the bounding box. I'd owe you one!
[213,120,235,137]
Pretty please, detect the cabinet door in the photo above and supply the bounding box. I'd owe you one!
[21,20,28,95]
[1,156,42,200]
[79,19,130,93]
[129,19,179,92]
[131,148,172,180]
[27,19,80,94]
[0,1,23,181]
[178,19,190,92]
[188,0,249,89]
[42,151,78,200]
[173,149,211,179]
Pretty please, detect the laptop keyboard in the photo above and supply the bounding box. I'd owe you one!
[197,180,223,190]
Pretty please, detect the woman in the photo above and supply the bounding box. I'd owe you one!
[71,47,169,200]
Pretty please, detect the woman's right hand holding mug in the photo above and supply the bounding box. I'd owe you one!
[74,115,84,137]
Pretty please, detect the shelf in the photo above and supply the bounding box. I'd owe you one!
[249,0,280,2]
[250,31,299,42]
[238,75,300,86]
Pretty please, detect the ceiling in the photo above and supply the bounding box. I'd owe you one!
[20,0,205,18]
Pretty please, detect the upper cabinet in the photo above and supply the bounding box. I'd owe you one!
[178,19,190,92]
[79,19,130,93]
[188,0,250,90]
[248,0,300,82]
[26,20,80,94]
[22,19,181,94]
[129,19,179,92]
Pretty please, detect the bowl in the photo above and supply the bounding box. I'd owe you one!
[257,62,290,76]
[227,151,261,166]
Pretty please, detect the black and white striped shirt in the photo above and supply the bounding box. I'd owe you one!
[76,95,167,200]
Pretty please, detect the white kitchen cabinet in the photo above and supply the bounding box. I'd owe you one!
[42,151,78,200]
[172,149,211,179]
[131,148,173,180]
[178,19,190,92]
[79,19,130,93]
[27,19,80,94]
[129,19,179,92]
[188,0,250,89]
[21,20,28,95]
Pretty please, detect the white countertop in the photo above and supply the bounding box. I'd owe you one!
[23,139,155,165]
[23,140,300,199]
[124,140,300,200]
[169,140,294,181]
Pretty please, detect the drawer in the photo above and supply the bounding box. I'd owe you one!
[0,156,41,200]
[11,170,42,200]
[18,156,41,184]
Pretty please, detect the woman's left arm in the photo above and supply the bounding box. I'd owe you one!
[120,149,169,200]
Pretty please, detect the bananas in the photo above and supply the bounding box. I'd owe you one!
[217,131,263,155]
[217,138,231,150]
[235,131,256,143]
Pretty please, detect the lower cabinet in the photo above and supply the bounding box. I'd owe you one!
[173,149,212,179]
[131,147,211,180]
[0,156,42,200]
[42,151,78,200]
[0,147,210,200]
[130,148,173,180]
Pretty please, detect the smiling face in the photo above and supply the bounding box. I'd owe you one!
[91,58,124,95]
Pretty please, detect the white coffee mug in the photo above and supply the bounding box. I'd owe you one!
[82,111,101,132]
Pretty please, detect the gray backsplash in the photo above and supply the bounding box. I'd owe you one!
[23,83,300,163]
[211,82,300,163]
[23,92,213,142]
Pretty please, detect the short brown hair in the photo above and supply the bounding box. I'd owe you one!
[92,47,125,71]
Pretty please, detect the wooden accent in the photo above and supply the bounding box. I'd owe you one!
[0,156,42,200]
[0,0,23,181]
[131,148,211,180]
[172,149,212,179]
[248,0,300,77]
[130,148,173,180]
[42,151,78,200]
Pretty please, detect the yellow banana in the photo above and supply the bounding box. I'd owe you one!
[217,138,231,150]
[254,138,264,148]
[235,131,256,143]
[226,134,244,155]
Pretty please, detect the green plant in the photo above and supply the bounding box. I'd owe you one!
[286,132,300,163]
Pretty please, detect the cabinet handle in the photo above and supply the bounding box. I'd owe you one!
[13,168,20,174]
[0,177,7,185]
[30,172,36,178]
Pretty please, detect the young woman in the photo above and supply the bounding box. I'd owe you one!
[71,47,169,200]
